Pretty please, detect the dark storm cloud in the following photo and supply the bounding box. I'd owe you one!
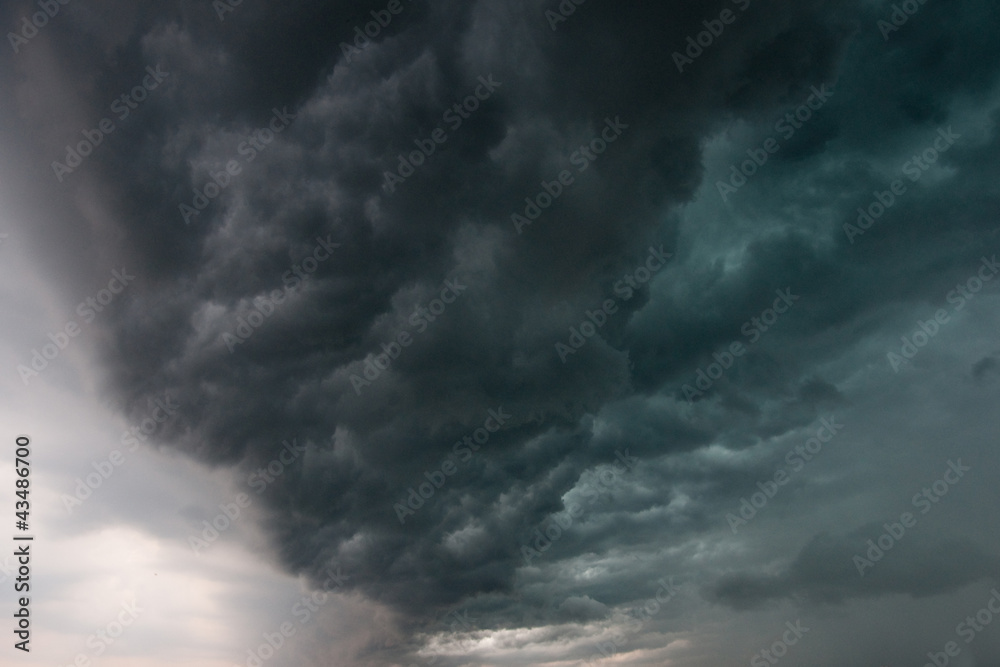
[134,0,852,619]
[709,528,1000,609]
[4,0,1000,662]
[972,353,1000,381]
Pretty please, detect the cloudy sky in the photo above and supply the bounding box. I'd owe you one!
[2,0,1000,665]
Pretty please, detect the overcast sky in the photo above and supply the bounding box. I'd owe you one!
[2,0,1000,665]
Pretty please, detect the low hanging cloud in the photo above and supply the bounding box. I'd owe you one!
[3,0,1000,664]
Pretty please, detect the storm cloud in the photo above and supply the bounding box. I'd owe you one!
[3,0,1000,664]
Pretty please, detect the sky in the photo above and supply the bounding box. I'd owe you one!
[1,0,1000,665]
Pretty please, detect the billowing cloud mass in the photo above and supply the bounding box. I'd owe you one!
[3,0,1000,664]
